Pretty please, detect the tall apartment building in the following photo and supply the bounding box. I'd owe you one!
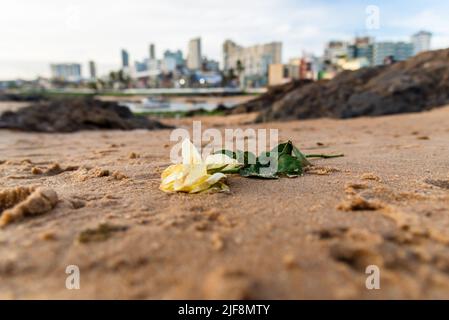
[88,60,96,79]
[412,31,432,55]
[222,40,282,86]
[121,49,129,68]
[149,43,156,60]
[187,38,202,70]
[50,63,82,82]
[372,42,414,66]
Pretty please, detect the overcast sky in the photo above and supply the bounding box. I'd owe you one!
[1,0,448,80]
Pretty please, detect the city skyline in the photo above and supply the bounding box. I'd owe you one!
[1,0,449,80]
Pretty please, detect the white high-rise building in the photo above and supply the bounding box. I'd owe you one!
[372,42,414,66]
[50,63,82,82]
[222,40,282,86]
[187,37,202,70]
[412,31,432,55]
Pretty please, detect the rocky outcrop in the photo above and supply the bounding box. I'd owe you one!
[227,79,312,115]
[0,98,171,132]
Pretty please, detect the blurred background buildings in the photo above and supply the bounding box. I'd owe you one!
[0,30,434,90]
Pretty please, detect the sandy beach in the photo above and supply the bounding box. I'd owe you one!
[1,105,449,299]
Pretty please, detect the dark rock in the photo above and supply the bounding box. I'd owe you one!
[215,104,228,112]
[184,104,229,117]
[0,93,46,102]
[0,97,171,132]
[184,108,208,117]
[226,79,312,115]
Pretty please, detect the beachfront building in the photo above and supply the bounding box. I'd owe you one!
[287,58,301,80]
[269,54,320,85]
[412,31,432,55]
[337,57,371,70]
[287,56,317,80]
[50,63,82,82]
[372,42,414,66]
[268,63,290,86]
[187,38,202,70]
[222,40,282,87]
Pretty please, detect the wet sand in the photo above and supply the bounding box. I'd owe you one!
[0,105,449,299]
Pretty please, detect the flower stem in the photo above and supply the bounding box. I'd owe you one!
[305,154,344,159]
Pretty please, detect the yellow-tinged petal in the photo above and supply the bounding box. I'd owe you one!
[205,153,239,165]
[174,164,207,191]
[159,180,175,192]
[206,172,226,184]
[160,164,185,192]
[182,175,210,193]
[189,172,227,193]
[161,164,184,182]
[182,139,202,165]
[205,153,241,172]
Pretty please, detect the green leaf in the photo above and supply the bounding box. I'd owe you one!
[293,146,312,166]
[239,163,278,179]
[235,150,257,165]
[277,153,303,176]
[214,149,256,166]
[257,151,275,167]
[271,140,293,156]
[243,151,257,165]
[239,164,258,177]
